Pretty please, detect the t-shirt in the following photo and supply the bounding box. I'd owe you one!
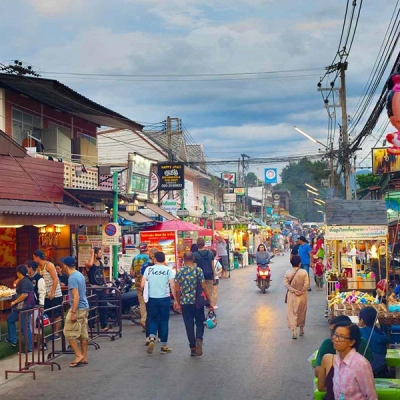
[68,270,89,309]
[143,264,171,298]
[314,262,324,276]
[175,266,204,305]
[18,276,33,296]
[58,273,69,286]
[193,250,214,280]
[298,243,312,264]
[132,254,150,287]
[87,262,105,286]
[291,243,299,255]
[216,240,228,257]
[314,337,373,367]
[394,284,400,297]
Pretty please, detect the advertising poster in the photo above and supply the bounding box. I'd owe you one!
[157,162,185,191]
[372,147,400,175]
[139,230,177,268]
[127,152,152,199]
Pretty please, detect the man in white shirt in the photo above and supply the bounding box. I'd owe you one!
[216,235,229,279]
[141,251,177,355]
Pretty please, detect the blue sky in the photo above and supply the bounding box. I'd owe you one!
[1,0,398,180]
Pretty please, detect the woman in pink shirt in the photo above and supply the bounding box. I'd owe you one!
[332,323,377,400]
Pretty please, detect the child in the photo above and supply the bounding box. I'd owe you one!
[314,257,324,290]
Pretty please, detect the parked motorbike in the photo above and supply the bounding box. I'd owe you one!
[256,255,274,294]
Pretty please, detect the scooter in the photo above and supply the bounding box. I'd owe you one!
[256,255,274,294]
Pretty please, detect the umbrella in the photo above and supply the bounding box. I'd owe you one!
[145,220,203,231]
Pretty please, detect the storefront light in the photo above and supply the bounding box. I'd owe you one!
[0,225,23,228]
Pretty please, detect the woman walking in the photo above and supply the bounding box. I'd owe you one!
[283,255,309,339]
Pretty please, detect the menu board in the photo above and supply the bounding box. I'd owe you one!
[139,230,177,268]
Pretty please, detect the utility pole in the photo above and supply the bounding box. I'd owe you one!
[339,61,351,200]
[241,154,250,214]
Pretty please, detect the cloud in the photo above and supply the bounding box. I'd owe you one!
[27,0,85,16]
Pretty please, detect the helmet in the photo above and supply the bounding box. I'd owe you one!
[139,242,148,252]
[204,310,217,329]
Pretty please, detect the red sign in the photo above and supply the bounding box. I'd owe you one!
[139,230,177,268]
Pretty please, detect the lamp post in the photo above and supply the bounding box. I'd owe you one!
[201,196,209,228]
[176,189,189,220]
[223,211,230,230]
[112,171,119,279]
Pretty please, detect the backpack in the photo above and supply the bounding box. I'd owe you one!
[195,250,214,280]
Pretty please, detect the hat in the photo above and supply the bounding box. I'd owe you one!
[298,236,307,243]
[359,306,377,327]
[33,250,46,260]
[61,256,76,267]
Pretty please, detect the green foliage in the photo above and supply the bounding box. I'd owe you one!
[276,158,331,221]
[244,172,261,187]
[356,173,380,189]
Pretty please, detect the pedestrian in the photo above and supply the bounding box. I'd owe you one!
[130,242,150,330]
[369,240,379,284]
[313,315,373,378]
[26,260,46,350]
[378,241,387,280]
[193,237,215,304]
[6,264,34,353]
[297,236,313,291]
[175,251,214,357]
[141,251,177,354]
[62,256,90,367]
[283,255,309,339]
[358,306,390,378]
[332,322,377,400]
[85,247,110,332]
[290,237,300,261]
[55,262,69,289]
[210,249,222,309]
[215,234,229,279]
[314,257,324,290]
[33,249,63,340]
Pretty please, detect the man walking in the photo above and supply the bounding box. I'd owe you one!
[62,256,89,367]
[193,237,215,303]
[175,251,214,357]
[131,242,150,329]
[216,234,229,279]
[141,252,177,355]
[297,236,313,292]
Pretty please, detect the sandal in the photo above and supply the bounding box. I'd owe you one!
[101,327,111,332]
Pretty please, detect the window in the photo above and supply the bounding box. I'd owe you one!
[12,109,41,145]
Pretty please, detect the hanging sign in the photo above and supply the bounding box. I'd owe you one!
[158,162,185,191]
[126,153,152,199]
[264,168,278,184]
[325,225,388,240]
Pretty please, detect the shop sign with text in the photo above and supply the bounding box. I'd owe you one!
[158,163,185,191]
[326,225,388,240]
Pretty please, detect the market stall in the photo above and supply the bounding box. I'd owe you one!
[325,200,388,297]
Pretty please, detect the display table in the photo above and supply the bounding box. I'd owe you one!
[387,349,400,368]
[0,296,12,341]
[313,377,400,400]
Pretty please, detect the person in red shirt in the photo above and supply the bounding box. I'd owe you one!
[314,257,325,290]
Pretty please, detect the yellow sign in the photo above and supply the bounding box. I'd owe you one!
[234,187,245,195]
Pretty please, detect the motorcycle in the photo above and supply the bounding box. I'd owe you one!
[256,255,274,294]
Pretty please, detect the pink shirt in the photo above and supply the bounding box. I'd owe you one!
[333,348,377,400]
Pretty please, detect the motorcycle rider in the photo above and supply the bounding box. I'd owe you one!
[255,243,272,284]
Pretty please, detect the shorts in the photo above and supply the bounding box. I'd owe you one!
[63,309,89,341]
[219,256,229,271]
[44,296,63,318]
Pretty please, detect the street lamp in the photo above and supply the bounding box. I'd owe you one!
[126,198,139,216]
[201,196,209,228]
[177,189,189,220]
[223,212,230,229]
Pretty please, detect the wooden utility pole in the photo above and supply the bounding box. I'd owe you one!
[339,61,352,200]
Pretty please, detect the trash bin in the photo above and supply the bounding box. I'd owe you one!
[234,257,239,269]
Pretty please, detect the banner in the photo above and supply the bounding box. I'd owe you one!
[264,168,278,184]
[158,162,185,191]
[139,230,177,268]
[325,225,388,240]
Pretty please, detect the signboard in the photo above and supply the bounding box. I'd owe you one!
[139,230,177,268]
[158,162,185,191]
[264,168,278,184]
[150,172,159,192]
[119,254,135,274]
[221,172,236,185]
[127,153,152,199]
[234,187,245,195]
[102,223,121,245]
[372,147,400,175]
[162,199,179,216]
[223,193,237,203]
[325,225,388,240]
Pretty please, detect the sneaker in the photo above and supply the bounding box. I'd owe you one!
[213,305,219,310]
[5,338,17,347]
[195,339,203,357]
[147,339,155,354]
[40,343,48,351]
[308,288,312,292]
[53,334,61,341]
[160,345,172,354]
[190,348,197,357]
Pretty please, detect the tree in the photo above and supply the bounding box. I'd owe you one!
[274,158,332,221]
[245,172,261,187]
[356,173,380,190]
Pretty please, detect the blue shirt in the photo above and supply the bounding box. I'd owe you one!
[143,264,172,298]
[394,284,400,297]
[298,243,312,264]
[68,271,89,309]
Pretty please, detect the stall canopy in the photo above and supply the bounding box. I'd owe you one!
[118,211,154,225]
[0,199,110,225]
[325,200,388,240]
[142,203,178,221]
[145,220,203,231]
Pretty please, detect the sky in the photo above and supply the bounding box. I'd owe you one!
[1,0,399,181]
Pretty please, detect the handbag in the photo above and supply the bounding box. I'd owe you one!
[285,268,300,304]
[36,312,51,328]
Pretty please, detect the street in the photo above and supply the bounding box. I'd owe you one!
[0,255,328,400]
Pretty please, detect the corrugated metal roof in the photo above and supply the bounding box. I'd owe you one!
[325,200,388,226]
[0,73,143,131]
[0,199,109,218]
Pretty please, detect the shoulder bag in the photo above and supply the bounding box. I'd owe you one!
[285,268,300,304]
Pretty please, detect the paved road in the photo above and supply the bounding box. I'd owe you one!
[0,254,329,400]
